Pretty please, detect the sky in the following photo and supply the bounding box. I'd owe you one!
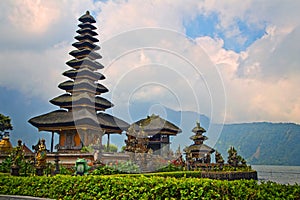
[0,0,300,147]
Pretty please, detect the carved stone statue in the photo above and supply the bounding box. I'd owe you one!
[12,140,24,167]
[10,139,24,176]
[35,139,47,168]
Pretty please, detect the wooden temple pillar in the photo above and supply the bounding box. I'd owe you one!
[106,133,110,152]
[50,131,54,153]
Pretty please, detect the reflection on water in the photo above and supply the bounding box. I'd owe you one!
[252,165,300,185]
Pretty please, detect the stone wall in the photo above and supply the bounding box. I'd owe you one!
[199,171,258,180]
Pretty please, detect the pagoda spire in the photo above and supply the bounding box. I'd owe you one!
[184,121,215,165]
[29,11,129,153]
[51,10,112,112]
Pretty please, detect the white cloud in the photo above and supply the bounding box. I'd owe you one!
[0,45,69,101]
[95,0,199,40]
[8,0,60,34]
[197,26,300,123]
[0,0,299,124]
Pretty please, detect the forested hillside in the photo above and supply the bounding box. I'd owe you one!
[214,122,300,166]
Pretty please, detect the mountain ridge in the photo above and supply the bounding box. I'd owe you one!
[1,87,299,165]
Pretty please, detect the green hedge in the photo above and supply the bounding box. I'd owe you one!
[0,174,299,199]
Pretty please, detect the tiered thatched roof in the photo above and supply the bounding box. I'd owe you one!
[130,114,182,136]
[29,11,129,142]
[184,122,214,155]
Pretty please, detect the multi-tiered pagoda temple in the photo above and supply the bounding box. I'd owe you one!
[184,122,215,164]
[29,11,129,153]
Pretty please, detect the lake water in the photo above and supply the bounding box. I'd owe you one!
[252,165,300,185]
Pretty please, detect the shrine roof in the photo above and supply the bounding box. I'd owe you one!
[97,112,129,133]
[72,40,100,50]
[189,134,208,141]
[58,80,108,94]
[66,58,104,70]
[29,109,98,127]
[78,11,96,23]
[69,49,102,60]
[183,143,215,154]
[131,114,181,135]
[28,109,129,133]
[63,68,105,80]
[50,93,113,109]
[192,122,206,133]
[76,28,98,36]
[78,22,96,30]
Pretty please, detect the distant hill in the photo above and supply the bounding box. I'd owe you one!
[213,122,300,166]
[132,104,300,166]
[1,87,299,165]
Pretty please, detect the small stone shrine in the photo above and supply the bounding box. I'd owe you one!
[0,135,12,154]
[125,114,181,157]
[184,121,215,166]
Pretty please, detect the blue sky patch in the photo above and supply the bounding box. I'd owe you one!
[184,13,266,52]
[184,12,219,40]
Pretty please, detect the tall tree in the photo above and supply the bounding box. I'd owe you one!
[0,114,13,136]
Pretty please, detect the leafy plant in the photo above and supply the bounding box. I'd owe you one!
[59,165,73,175]
[0,157,12,173]
[0,174,299,199]
[103,143,118,152]
[91,165,121,175]
[113,160,140,173]
[19,159,35,176]
[80,145,93,153]
[0,114,13,134]
[156,163,183,172]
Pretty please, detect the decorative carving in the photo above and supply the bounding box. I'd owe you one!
[215,151,224,164]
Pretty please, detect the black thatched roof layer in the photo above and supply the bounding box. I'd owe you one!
[66,58,104,70]
[63,68,105,81]
[76,28,98,36]
[78,11,96,23]
[131,114,181,136]
[50,93,113,110]
[28,109,129,133]
[69,49,101,60]
[189,135,208,141]
[184,144,215,154]
[29,109,98,128]
[75,34,99,43]
[97,112,129,133]
[192,122,206,133]
[58,80,108,94]
[78,22,96,30]
[72,41,100,51]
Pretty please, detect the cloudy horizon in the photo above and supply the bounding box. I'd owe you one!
[1,0,300,129]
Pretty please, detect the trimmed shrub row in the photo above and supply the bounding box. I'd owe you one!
[0,174,299,199]
[108,170,257,180]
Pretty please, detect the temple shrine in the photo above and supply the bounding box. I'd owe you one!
[0,136,12,154]
[29,11,129,153]
[125,114,181,156]
[184,121,215,165]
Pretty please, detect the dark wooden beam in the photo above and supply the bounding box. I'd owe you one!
[51,131,54,152]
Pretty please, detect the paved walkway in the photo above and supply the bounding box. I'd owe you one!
[0,195,53,200]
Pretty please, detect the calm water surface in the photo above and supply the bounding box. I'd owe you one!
[252,165,300,185]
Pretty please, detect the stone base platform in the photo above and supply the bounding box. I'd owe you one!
[47,153,94,168]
